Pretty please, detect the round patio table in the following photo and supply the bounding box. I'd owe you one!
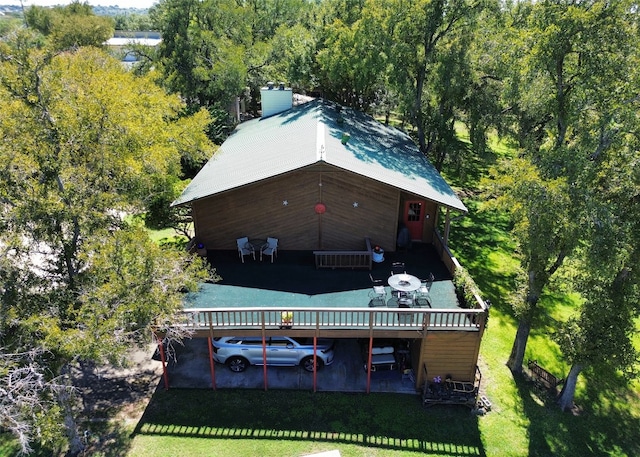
[245,239,267,252]
[387,273,421,292]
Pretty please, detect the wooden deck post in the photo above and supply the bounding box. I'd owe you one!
[262,313,268,391]
[443,208,451,247]
[366,313,375,393]
[207,332,216,390]
[313,335,318,392]
[314,314,320,392]
[155,333,169,391]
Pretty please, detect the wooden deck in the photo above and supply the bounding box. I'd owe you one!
[177,242,487,339]
[159,241,488,390]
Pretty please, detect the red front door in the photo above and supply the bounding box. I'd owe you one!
[403,200,425,241]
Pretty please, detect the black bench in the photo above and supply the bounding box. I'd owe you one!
[527,360,563,391]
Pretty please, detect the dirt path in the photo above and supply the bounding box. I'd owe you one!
[70,343,164,452]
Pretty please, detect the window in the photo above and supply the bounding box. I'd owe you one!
[407,202,422,221]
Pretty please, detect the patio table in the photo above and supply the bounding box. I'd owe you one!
[387,274,421,292]
[246,238,267,252]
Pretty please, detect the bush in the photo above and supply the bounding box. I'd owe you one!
[453,266,482,309]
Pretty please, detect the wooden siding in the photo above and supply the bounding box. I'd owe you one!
[192,164,400,251]
[415,330,482,385]
[319,171,397,250]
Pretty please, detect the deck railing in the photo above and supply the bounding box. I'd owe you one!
[179,306,485,332]
[313,237,372,270]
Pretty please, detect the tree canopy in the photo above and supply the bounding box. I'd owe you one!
[25,1,115,51]
[479,0,640,408]
[0,35,215,454]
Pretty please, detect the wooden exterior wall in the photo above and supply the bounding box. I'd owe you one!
[192,163,404,251]
[413,330,482,386]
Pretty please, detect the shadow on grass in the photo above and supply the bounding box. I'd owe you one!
[131,388,487,456]
[513,371,640,457]
[448,198,518,318]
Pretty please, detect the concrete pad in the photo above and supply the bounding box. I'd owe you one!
[164,338,419,394]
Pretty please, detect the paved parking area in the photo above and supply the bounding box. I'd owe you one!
[164,338,418,394]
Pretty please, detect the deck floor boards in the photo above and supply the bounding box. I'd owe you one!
[191,243,460,311]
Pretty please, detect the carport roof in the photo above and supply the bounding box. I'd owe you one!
[172,99,467,213]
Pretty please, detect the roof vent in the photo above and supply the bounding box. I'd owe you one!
[279,82,285,90]
[267,81,274,90]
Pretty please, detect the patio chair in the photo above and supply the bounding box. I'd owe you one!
[368,287,387,307]
[390,262,406,276]
[368,273,387,307]
[414,273,435,307]
[236,236,255,263]
[261,237,278,262]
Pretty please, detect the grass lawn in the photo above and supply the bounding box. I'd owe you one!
[128,390,486,457]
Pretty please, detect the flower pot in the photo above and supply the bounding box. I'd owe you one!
[280,311,293,328]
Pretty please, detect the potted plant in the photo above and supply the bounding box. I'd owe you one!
[280,311,293,329]
[372,245,384,263]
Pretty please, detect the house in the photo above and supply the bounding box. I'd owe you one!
[105,31,161,67]
[168,86,487,399]
[173,85,467,254]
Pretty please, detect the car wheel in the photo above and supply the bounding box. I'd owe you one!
[302,356,323,372]
[227,356,248,372]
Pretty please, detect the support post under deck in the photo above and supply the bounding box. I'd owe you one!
[207,333,216,390]
[156,333,169,390]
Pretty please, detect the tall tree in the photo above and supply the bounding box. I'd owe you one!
[486,0,639,375]
[25,1,114,51]
[554,60,640,409]
[0,37,214,454]
[379,0,482,164]
[151,0,315,121]
[484,157,579,373]
[316,12,387,110]
[151,0,249,109]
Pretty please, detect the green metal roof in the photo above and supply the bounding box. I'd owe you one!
[172,99,467,213]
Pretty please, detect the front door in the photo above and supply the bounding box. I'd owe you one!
[403,200,425,241]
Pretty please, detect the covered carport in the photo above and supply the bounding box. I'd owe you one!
[158,337,419,394]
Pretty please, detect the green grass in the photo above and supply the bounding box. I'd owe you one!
[128,390,487,457]
[147,226,187,244]
[443,132,640,457]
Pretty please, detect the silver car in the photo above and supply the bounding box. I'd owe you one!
[212,336,335,372]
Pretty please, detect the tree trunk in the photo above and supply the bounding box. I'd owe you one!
[57,365,84,457]
[557,363,583,412]
[507,317,532,374]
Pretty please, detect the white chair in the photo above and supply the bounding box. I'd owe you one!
[261,237,278,262]
[368,284,387,307]
[236,237,255,263]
